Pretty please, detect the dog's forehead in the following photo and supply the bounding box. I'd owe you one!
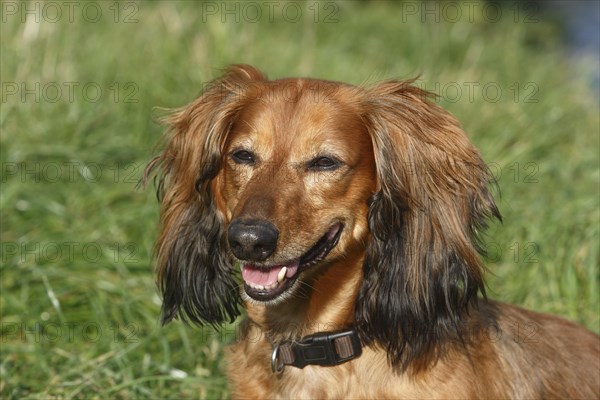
[229,81,367,160]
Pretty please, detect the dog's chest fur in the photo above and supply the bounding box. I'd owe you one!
[225,303,600,399]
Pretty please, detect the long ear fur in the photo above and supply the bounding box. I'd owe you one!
[144,65,266,326]
[356,80,501,370]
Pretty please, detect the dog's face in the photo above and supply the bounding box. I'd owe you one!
[146,65,500,368]
[213,81,376,302]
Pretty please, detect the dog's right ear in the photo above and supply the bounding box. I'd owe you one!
[143,65,267,327]
[356,80,500,370]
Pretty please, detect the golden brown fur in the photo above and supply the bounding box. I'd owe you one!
[146,65,600,399]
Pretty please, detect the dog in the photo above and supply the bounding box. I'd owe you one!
[145,65,600,399]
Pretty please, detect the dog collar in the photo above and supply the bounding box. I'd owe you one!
[271,328,362,373]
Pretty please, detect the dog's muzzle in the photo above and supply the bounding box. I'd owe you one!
[231,222,344,301]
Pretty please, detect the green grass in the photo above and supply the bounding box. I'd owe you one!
[1,1,598,398]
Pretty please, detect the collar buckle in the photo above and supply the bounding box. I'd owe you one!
[271,328,362,373]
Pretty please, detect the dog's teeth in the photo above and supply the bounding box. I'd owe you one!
[277,267,287,283]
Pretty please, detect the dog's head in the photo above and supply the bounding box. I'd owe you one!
[145,65,500,368]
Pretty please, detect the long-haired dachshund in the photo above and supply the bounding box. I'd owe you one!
[145,65,599,399]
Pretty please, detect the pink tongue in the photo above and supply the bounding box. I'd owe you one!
[242,264,280,286]
[242,261,299,286]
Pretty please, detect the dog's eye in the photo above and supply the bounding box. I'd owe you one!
[308,156,340,171]
[231,150,256,165]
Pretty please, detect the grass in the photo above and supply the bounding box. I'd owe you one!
[1,1,598,398]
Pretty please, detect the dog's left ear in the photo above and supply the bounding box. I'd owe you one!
[144,65,267,327]
[356,80,501,369]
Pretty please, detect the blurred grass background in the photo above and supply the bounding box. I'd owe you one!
[1,1,598,398]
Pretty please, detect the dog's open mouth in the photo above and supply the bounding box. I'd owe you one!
[240,223,343,301]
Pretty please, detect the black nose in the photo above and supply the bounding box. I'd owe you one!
[227,220,279,261]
